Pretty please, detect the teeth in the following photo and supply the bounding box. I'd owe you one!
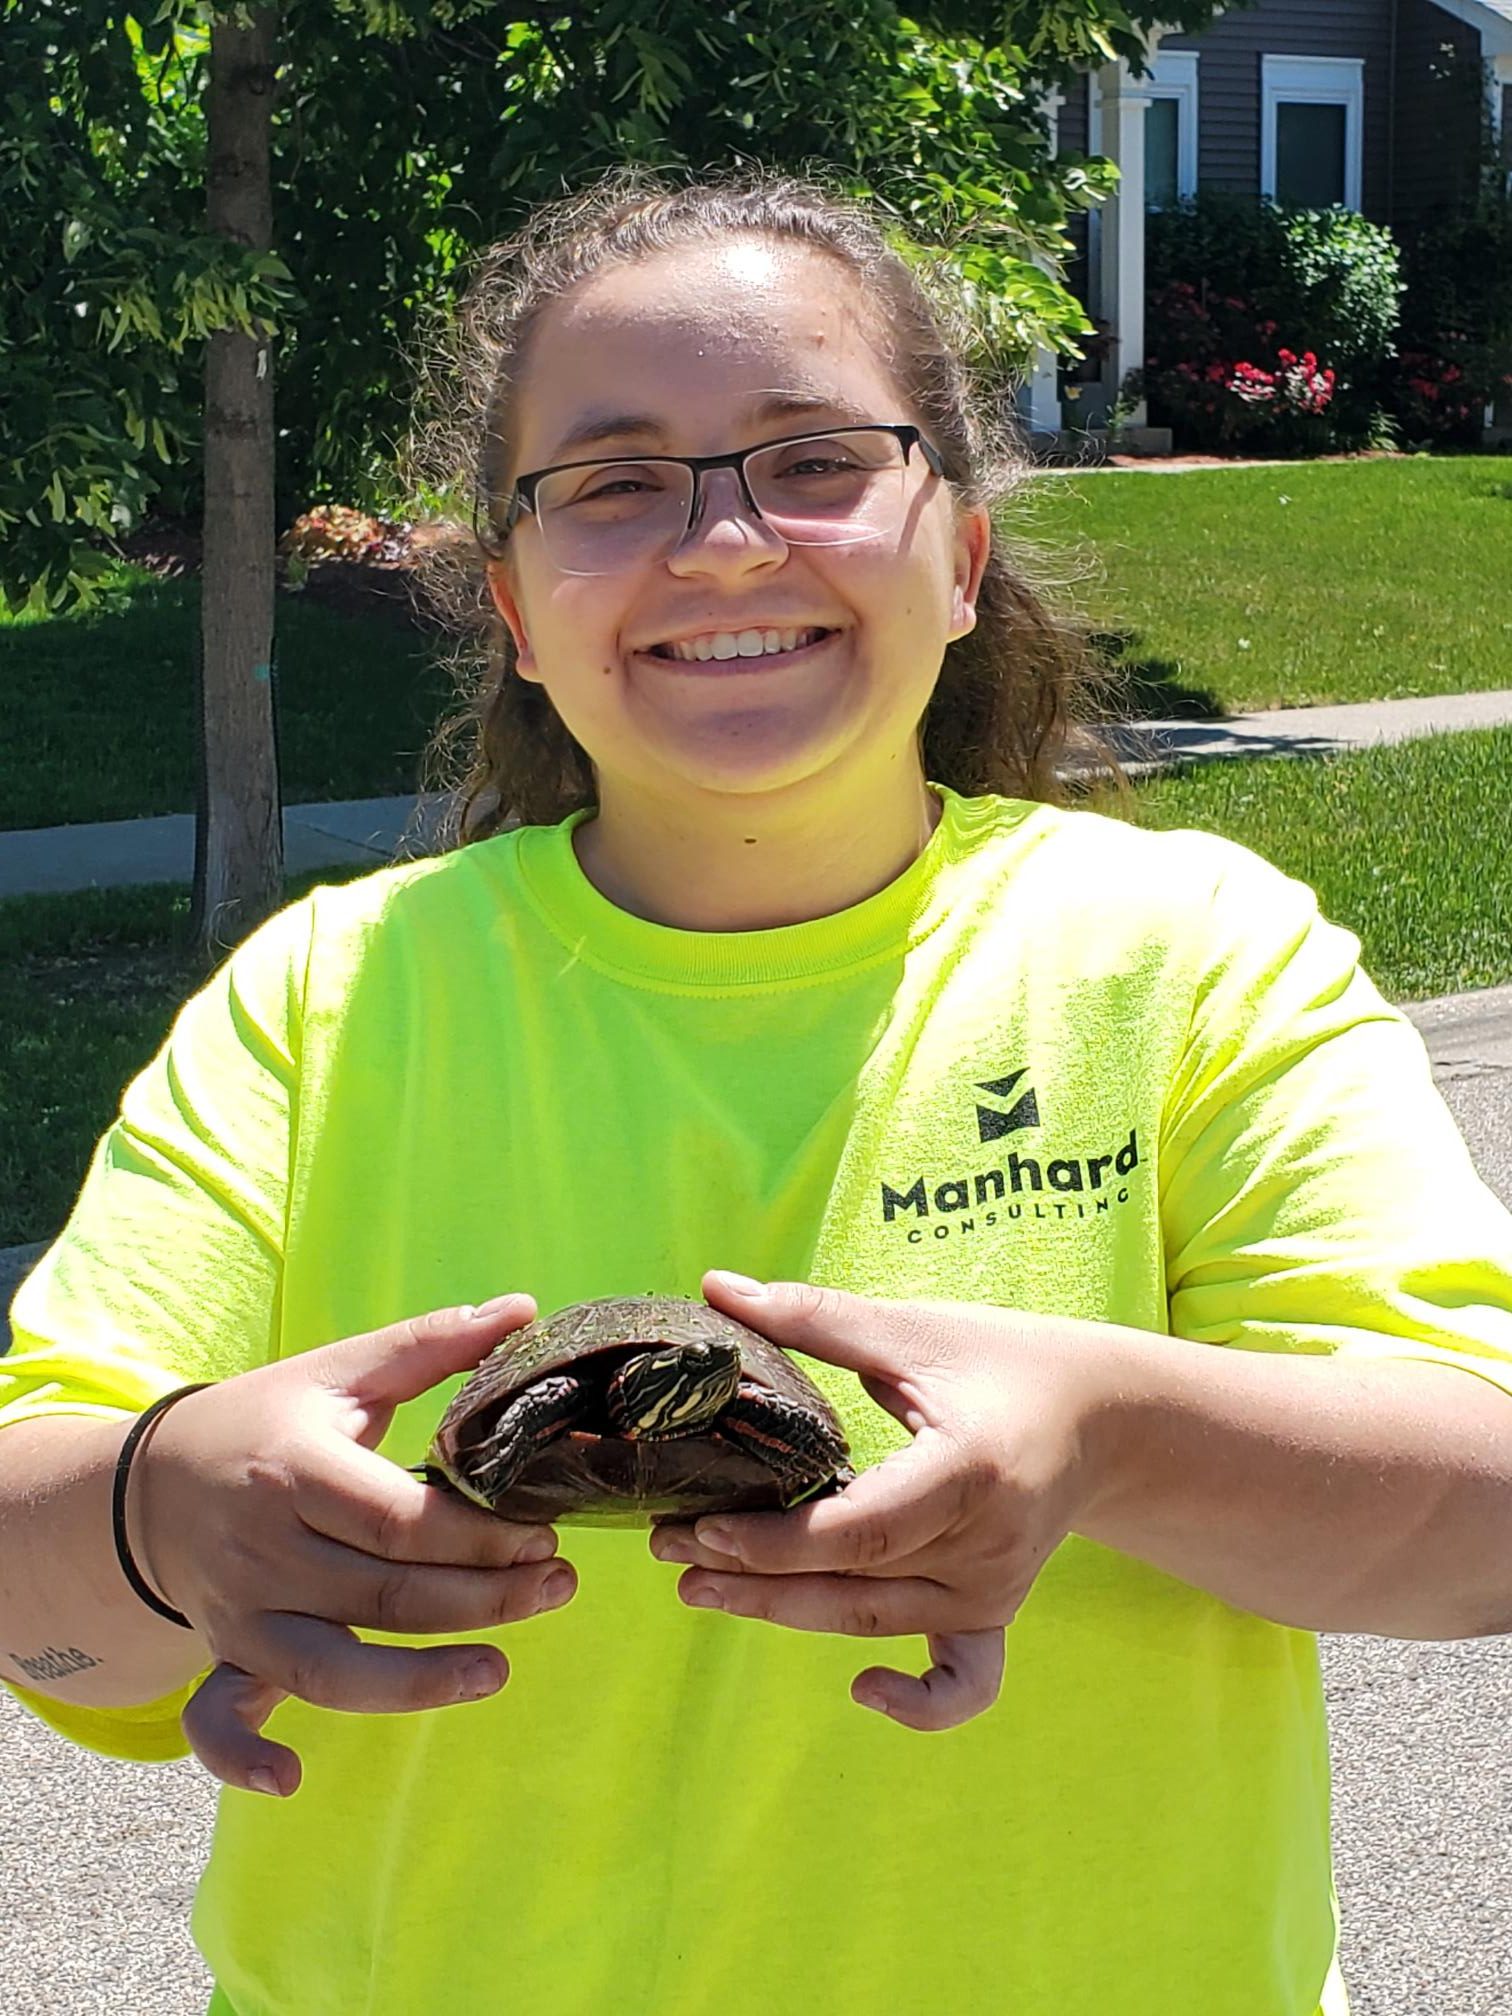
[663,627,825,663]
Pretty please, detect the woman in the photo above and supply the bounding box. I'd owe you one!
[3,168,1511,2016]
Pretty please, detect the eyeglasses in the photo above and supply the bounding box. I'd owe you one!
[476,423,945,577]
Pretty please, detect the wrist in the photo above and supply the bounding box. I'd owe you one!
[1062,1320,1168,1543]
[119,1386,212,1627]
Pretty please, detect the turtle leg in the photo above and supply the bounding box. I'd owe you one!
[715,1382,856,1506]
[471,1375,590,1498]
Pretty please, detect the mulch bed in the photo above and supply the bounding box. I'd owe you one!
[119,519,440,632]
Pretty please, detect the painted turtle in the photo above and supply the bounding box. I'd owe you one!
[425,1293,856,1525]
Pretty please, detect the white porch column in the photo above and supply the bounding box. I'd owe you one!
[1025,86,1067,438]
[1095,59,1155,424]
[1025,336,1064,436]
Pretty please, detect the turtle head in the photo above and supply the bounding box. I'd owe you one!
[606,1338,741,1440]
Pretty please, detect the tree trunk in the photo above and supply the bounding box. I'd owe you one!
[193,7,281,959]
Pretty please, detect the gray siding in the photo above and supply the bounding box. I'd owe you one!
[1057,70,1090,155]
[1162,0,1396,219]
[1054,74,1092,335]
[1393,0,1485,219]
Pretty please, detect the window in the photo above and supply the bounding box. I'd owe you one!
[1145,51,1199,209]
[1262,55,1364,211]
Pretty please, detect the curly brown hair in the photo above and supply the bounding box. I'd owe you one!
[405,163,1130,849]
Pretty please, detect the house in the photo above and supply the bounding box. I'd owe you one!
[1021,0,1512,442]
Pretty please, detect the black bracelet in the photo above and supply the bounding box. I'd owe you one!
[110,1383,213,1630]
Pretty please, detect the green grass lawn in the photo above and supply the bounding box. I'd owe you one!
[1023,456,1512,717]
[0,568,455,831]
[1134,727,1512,1002]
[4,728,1509,1249]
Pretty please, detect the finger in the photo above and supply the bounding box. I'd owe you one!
[852,1628,1007,1733]
[248,1614,510,1718]
[311,1296,539,1418]
[180,1619,514,1796]
[701,1274,924,1387]
[678,1567,966,1636]
[677,1433,962,1574]
[289,1534,576,1636]
[299,1441,559,1569]
[181,1661,302,1796]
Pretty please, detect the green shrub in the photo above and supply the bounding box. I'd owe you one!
[1392,192,1512,444]
[1142,193,1402,449]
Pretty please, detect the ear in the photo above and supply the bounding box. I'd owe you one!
[948,504,991,642]
[484,561,541,683]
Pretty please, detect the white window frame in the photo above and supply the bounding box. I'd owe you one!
[1261,54,1364,212]
[1145,50,1200,208]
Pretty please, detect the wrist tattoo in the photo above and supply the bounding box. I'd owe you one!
[9,1645,103,1687]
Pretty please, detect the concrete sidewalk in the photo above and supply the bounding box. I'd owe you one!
[4,689,1512,899]
[1104,687,1512,779]
[0,792,453,900]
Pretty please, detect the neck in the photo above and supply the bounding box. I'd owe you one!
[572,765,942,931]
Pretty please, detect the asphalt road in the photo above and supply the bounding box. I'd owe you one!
[3,985,1510,2015]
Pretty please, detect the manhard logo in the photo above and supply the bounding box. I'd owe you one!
[974,1070,1040,1143]
[878,1066,1140,1243]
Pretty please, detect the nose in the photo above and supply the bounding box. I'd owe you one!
[665,465,788,578]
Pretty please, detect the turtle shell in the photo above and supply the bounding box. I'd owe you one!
[427,1293,851,1526]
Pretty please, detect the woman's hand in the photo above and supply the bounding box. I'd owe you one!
[649,1271,1117,1732]
[133,1297,577,1798]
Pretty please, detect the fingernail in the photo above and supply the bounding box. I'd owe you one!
[516,1532,557,1564]
[460,1658,502,1699]
[540,1568,574,1607]
[694,1521,739,1557]
[471,1293,524,1319]
[248,1767,283,1797]
[709,1271,766,1298]
[853,1687,886,1714]
[683,1580,724,1609]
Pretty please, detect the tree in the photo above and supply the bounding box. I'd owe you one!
[2,0,1235,952]
[199,6,282,939]
[3,0,294,953]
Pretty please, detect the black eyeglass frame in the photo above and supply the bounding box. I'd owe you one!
[474,422,946,560]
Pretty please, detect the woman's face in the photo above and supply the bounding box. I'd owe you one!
[486,237,989,815]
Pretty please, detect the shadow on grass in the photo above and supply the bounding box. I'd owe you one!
[2,573,453,830]
[1090,630,1225,722]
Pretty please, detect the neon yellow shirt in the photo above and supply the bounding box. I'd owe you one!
[7,786,1512,2016]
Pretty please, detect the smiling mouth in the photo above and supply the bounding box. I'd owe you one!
[643,626,836,664]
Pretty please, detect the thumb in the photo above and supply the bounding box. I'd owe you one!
[308,1295,539,1413]
[702,1272,925,1386]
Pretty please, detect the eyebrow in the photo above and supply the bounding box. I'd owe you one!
[540,390,873,465]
